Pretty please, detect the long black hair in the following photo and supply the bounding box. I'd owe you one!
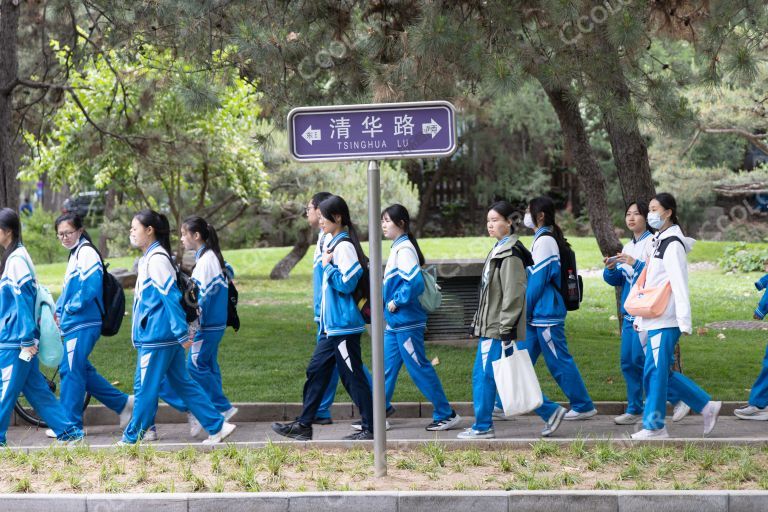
[529,196,569,248]
[488,200,517,236]
[382,204,425,266]
[55,212,95,246]
[318,195,368,266]
[653,192,681,226]
[0,208,21,275]
[183,216,225,269]
[625,200,654,235]
[134,209,172,254]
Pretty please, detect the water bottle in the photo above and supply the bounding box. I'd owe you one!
[567,269,578,301]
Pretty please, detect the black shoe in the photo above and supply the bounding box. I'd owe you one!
[343,429,374,440]
[271,421,312,441]
[386,405,396,417]
[313,417,333,425]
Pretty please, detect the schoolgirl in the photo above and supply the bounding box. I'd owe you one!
[0,208,82,445]
[120,209,235,445]
[271,195,374,441]
[51,213,132,435]
[735,258,768,420]
[630,193,720,439]
[381,204,460,432]
[458,201,542,439]
[521,196,595,427]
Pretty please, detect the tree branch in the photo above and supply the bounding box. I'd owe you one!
[701,127,768,155]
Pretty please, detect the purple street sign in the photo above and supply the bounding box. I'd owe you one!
[287,101,457,162]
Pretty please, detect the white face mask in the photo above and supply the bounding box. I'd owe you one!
[64,238,80,250]
[523,212,536,230]
[647,212,665,230]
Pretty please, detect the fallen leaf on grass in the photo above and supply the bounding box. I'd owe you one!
[431,357,440,366]
[696,327,709,336]
[717,333,726,340]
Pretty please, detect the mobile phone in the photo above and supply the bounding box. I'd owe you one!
[18,350,32,362]
[606,256,619,264]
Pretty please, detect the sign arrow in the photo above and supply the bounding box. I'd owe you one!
[302,125,322,145]
[422,119,442,138]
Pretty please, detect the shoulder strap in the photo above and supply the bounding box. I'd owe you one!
[76,241,106,268]
[655,236,684,259]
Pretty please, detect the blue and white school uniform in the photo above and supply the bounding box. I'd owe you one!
[313,231,339,420]
[296,231,374,431]
[122,242,225,444]
[383,235,452,421]
[733,275,768,408]
[55,237,128,428]
[519,227,594,419]
[632,226,710,431]
[0,245,82,444]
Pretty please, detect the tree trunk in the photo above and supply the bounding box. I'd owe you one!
[542,84,622,256]
[594,28,656,207]
[414,158,449,237]
[0,0,20,211]
[99,188,116,257]
[270,224,313,280]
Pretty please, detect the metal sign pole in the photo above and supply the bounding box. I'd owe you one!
[367,159,386,477]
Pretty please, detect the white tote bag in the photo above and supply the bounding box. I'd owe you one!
[492,341,543,417]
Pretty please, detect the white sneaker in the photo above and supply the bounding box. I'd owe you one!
[45,428,56,439]
[734,405,768,420]
[188,412,203,438]
[142,426,158,442]
[425,412,461,431]
[614,413,642,425]
[702,401,721,435]
[564,408,598,421]
[202,421,236,445]
[457,427,495,439]
[351,420,390,431]
[119,395,134,428]
[672,401,691,422]
[541,406,567,437]
[631,427,669,440]
[114,440,131,447]
[492,407,515,421]
[223,406,239,422]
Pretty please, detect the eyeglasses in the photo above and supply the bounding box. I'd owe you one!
[57,231,77,239]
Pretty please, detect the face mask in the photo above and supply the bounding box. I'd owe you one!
[64,238,79,250]
[523,212,536,230]
[647,212,665,230]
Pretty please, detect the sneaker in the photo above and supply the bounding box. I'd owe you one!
[702,400,721,435]
[271,420,312,441]
[734,405,768,420]
[343,429,374,440]
[426,411,462,431]
[202,421,236,445]
[457,427,495,439]
[142,426,158,442]
[45,428,56,439]
[631,427,670,440]
[223,406,239,422]
[188,413,203,438]
[313,417,333,425]
[492,407,515,421]
[614,413,642,425]
[119,395,134,428]
[351,420,390,431]
[541,406,567,437]
[386,406,397,417]
[114,439,132,447]
[672,401,691,422]
[564,408,598,421]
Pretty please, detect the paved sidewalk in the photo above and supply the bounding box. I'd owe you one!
[6,412,768,450]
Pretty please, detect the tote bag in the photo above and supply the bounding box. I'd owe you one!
[624,259,672,319]
[492,341,543,417]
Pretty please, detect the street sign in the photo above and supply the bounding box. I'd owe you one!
[287,101,457,162]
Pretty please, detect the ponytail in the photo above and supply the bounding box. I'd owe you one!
[529,196,570,248]
[382,204,425,266]
[319,195,368,266]
[183,215,226,270]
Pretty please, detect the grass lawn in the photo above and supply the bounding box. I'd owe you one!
[5,441,768,492]
[34,236,768,404]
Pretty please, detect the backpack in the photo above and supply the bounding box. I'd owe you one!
[419,266,442,313]
[150,251,200,323]
[327,238,371,324]
[539,232,583,311]
[224,266,240,332]
[77,242,125,337]
[13,256,62,368]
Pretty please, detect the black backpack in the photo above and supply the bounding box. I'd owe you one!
[151,252,200,323]
[224,268,240,332]
[540,232,583,311]
[76,243,125,337]
[327,238,371,324]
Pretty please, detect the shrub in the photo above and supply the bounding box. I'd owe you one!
[718,242,768,273]
[19,209,68,264]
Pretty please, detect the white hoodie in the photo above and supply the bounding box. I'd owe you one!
[633,225,695,334]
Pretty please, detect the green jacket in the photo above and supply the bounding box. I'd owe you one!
[471,236,528,342]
